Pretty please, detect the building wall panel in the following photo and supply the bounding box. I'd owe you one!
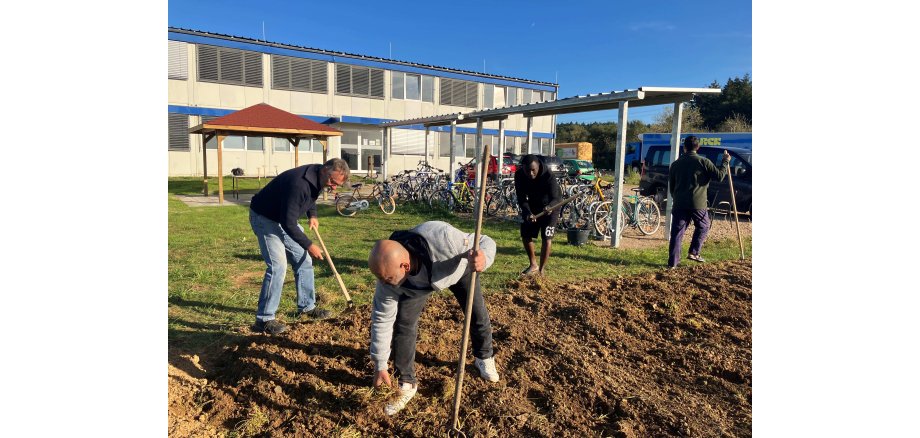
[168,80,189,104]
[195,82,221,107]
[219,85,246,108]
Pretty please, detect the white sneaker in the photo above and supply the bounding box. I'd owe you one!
[474,357,500,382]
[384,382,417,416]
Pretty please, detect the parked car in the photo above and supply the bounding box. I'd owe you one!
[529,154,568,179]
[563,159,596,181]
[639,145,752,214]
[501,154,518,177]
[461,155,499,183]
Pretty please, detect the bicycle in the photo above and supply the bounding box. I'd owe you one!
[334,179,397,217]
[428,165,479,213]
[428,178,478,212]
[706,189,734,234]
[593,188,661,238]
[485,178,518,218]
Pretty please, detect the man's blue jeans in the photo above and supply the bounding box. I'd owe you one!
[249,210,316,322]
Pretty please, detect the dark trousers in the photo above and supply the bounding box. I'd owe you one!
[392,272,494,385]
[391,291,430,386]
[448,272,494,361]
[668,208,711,268]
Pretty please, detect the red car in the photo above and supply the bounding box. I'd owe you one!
[460,155,499,183]
[501,155,517,176]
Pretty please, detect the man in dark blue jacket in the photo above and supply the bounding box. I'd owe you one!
[249,158,350,334]
[514,154,562,276]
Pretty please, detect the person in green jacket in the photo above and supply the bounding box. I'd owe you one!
[667,136,730,268]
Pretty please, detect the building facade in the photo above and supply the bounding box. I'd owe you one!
[168,27,558,177]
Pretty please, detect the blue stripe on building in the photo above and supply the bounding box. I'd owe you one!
[170,106,555,138]
[168,105,338,124]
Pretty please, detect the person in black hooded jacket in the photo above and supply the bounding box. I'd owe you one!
[514,154,563,276]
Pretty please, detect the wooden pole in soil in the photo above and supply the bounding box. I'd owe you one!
[725,150,745,260]
[448,140,490,436]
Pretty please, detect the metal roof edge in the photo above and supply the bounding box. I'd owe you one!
[168,27,557,88]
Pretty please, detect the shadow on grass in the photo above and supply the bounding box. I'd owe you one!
[170,296,253,315]
[315,256,369,276]
[233,252,264,262]
[168,179,205,195]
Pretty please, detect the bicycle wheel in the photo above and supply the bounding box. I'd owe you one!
[457,189,475,212]
[485,190,502,217]
[335,194,359,217]
[430,190,454,211]
[636,197,662,235]
[377,194,396,215]
[559,202,575,229]
[620,198,634,234]
[593,200,613,239]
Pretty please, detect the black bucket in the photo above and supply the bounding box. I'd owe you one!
[567,228,590,246]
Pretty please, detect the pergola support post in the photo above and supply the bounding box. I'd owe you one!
[449,121,457,182]
[526,117,534,154]
[610,102,628,247]
[424,126,430,165]
[664,102,684,240]
[498,118,505,161]
[475,118,483,188]
[382,127,389,179]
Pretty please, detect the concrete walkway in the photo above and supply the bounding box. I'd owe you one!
[173,190,351,208]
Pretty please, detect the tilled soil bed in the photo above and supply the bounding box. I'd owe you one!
[169,260,752,437]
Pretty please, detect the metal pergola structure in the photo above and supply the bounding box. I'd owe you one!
[380,86,722,247]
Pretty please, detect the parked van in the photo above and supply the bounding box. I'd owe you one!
[639,145,752,214]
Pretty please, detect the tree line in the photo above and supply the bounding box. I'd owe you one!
[555,74,752,169]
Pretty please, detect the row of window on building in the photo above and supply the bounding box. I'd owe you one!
[169,113,551,157]
[169,41,555,108]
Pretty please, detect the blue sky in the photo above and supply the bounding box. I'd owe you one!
[168,0,751,124]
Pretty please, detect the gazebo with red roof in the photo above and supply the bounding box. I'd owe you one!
[189,103,342,204]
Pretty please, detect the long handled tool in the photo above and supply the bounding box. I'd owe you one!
[531,193,580,220]
[724,150,745,260]
[312,227,354,308]
[448,143,490,437]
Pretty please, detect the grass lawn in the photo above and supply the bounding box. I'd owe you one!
[168,177,751,352]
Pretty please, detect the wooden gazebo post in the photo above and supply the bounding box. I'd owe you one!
[291,138,301,168]
[217,132,225,204]
[202,133,214,196]
[319,139,329,200]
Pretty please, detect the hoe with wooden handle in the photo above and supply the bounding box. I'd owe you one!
[448,142,490,438]
[311,226,354,308]
[531,194,580,220]
[724,150,745,260]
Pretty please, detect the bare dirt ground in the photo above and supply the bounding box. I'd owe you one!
[593,214,752,251]
[169,260,752,437]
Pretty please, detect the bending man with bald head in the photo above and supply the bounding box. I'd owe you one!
[368,220,499,416]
